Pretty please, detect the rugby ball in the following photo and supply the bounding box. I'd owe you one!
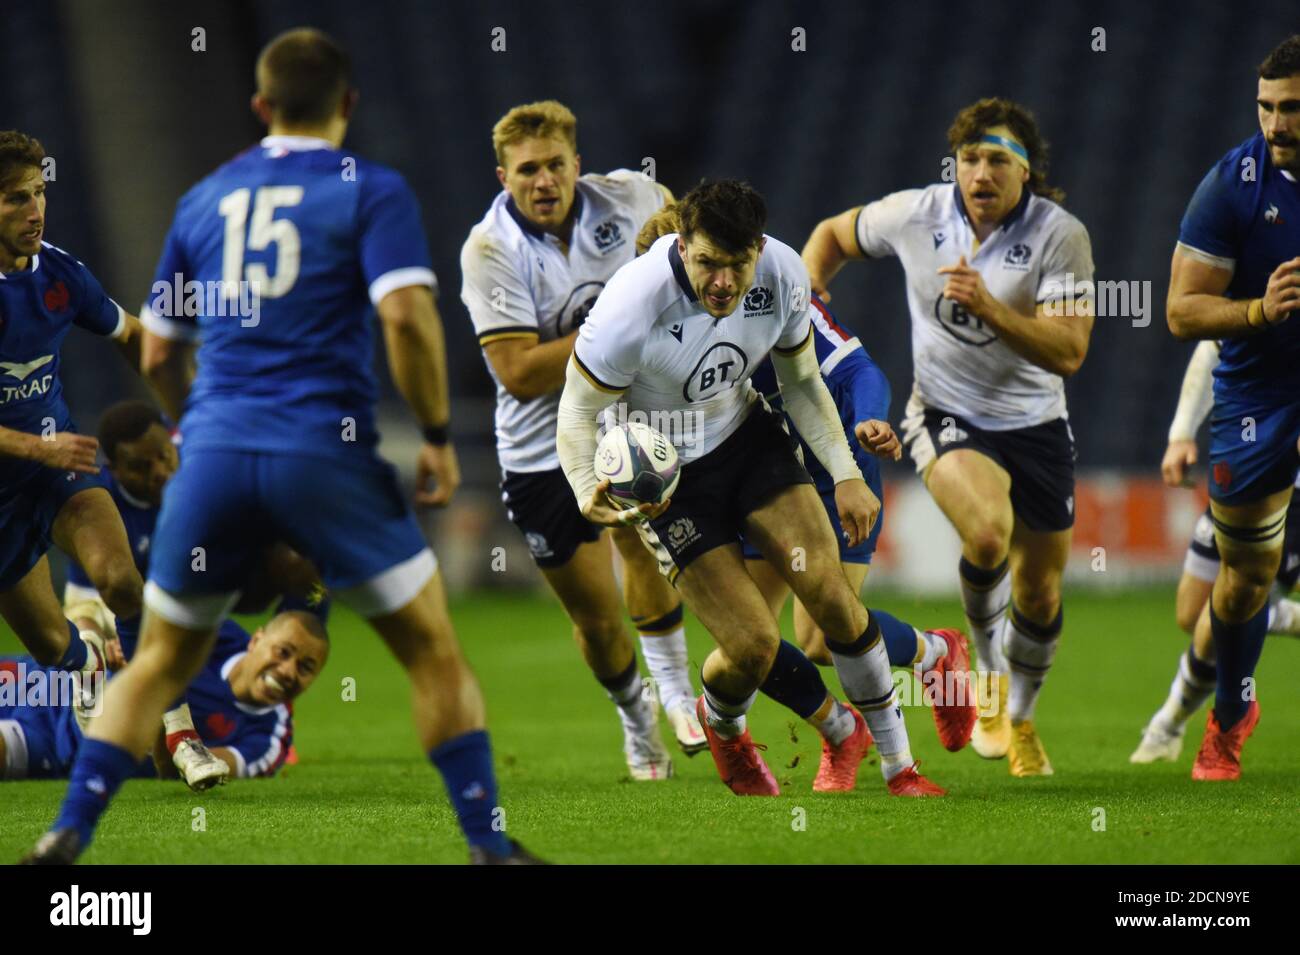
[594,422,680,506]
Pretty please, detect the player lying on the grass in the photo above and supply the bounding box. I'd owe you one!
[0,130,229,791]
[23,28,541,865]
[1132,342,1300,763]
[460,100,702,782]
[634,208,977,757]
[802,98,1096,777]
[61,398,326,789]
[1,609,327,782]
[560,179,947,797]
[1165,33,1300,781]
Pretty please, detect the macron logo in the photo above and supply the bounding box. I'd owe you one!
[50,885,152,936]
[0,355,54,380]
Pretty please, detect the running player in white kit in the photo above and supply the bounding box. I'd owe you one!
[461,101,704,781]
[557,180,946,797]
[802,98,1096,776]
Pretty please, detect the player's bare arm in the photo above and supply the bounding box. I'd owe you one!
[109,311,144,374]
[939,254,1093,377]
[1167,249,1300,339]
[482,330,578,400]
[801,207,863,300]
[0,424,98,471]
[375,284,459,507]
[140,328,196,422]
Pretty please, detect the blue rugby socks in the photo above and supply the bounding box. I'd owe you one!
[53,738,141,851]
[429,730,511,856]
[55,620,89,672]
[1209,602,1268,730]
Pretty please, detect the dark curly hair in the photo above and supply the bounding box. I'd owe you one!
[947,98,1064,205]
[1259,35,1300,80]
[675,179,767,255]
[0,130,45,191]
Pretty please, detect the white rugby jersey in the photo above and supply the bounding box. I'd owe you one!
[461,170,667,472]
[573,233,814,461]
[855,183,1094,430]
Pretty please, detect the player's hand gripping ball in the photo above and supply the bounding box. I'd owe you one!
[594,422,680,508]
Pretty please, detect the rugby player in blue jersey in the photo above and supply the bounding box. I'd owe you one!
[1166,34,1300,780]
[2,608,327,784]
[61,399,324,789]
[24,28,539,864]
[0,131,145,689]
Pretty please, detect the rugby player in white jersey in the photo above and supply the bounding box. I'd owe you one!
[557,179,945,797]
[1131,340,1300,762]
[461,101,704,781]
[803,98,1096,776]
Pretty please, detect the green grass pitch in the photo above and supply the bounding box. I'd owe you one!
[1,586,1296,864]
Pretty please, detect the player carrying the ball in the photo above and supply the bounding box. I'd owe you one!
[559,179,947,797]
[461,101,704,782]
[634,208,977,758]
[1164,34,1300,780]
[802,98,1096,776]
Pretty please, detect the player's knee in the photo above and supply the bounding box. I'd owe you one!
[1174,600,1200,635]
[965,524,1011,568]
[795,566,854,623]
[571,614,626,650]
[95,564,144,620]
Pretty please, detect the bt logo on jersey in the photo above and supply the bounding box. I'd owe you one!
[683,342,748,402]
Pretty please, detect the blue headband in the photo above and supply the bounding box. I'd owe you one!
[977,134,1030,166]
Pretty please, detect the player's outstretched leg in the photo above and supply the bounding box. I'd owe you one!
[612,525,705,755]
[541,538,671,781]
[22,607,219,864]
[369,571,545,863]
[747,559,974,752]
[745,484,945,796]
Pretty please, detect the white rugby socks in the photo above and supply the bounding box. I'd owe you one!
[1002,605,1062,724]
[1154,644,1217,733]
[638,623,695,710]
[826,619,912,780]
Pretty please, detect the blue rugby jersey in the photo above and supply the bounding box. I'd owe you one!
[140,135,436,458]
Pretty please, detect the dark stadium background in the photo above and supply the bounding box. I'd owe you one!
[3,0,1293,588]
